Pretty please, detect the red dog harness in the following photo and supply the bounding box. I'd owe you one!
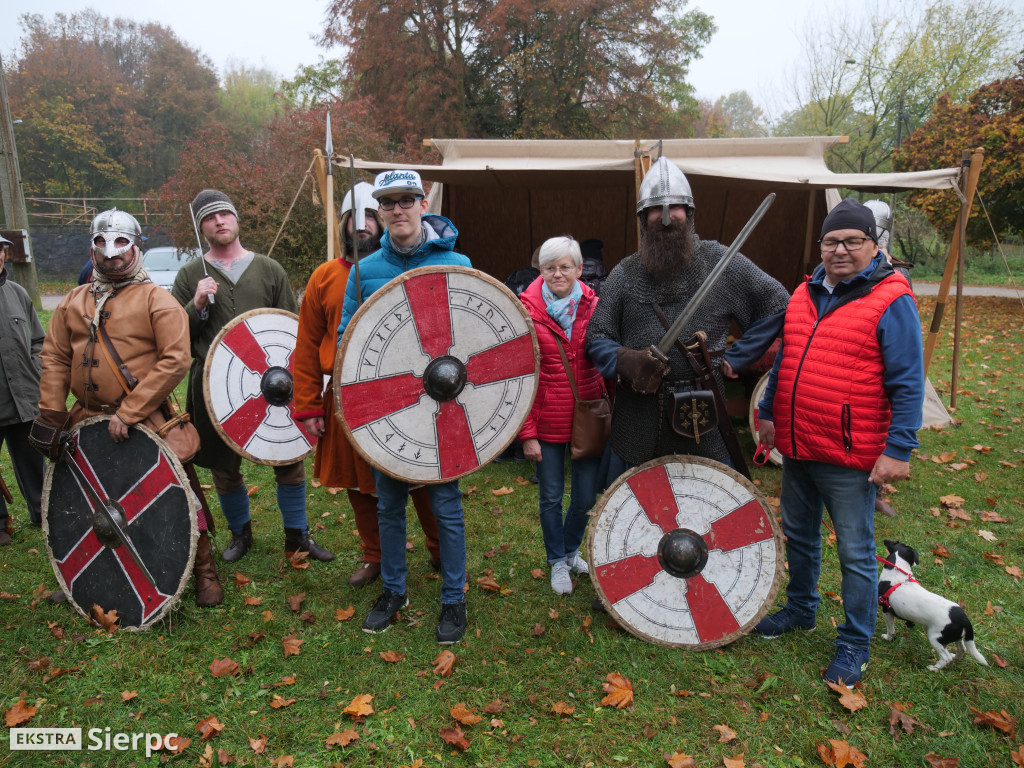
[876,555,919,609]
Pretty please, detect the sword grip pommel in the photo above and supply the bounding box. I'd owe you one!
[648,345,669,364]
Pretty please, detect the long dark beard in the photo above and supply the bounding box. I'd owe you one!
[346,233,381,257]
[639,218,696,280]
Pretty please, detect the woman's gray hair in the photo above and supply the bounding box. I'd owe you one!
[537,236,582,269]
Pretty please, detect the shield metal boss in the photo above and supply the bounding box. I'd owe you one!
[204,308,314,465]
[588,455,783,649]
[749,372,782,467]
[42,417,196,631]
[335,266,538,484]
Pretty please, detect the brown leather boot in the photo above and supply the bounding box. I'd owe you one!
[193,530,224,607]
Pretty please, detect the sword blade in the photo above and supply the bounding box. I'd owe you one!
[654,193,776,359]
[61,450,160,589]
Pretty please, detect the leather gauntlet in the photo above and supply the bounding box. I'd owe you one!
[616,347,670,395]
[29,410,74,460]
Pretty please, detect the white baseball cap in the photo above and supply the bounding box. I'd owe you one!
[372,169,426,200]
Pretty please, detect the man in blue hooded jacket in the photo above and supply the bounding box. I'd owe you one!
[337,170,472,644]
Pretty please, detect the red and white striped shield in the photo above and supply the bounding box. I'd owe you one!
[335,266,538,484]
[589,456,783,649]
[203,309,315,465]
[42,417,196,631]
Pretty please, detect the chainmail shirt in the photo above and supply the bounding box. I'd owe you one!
[586,238,790,466]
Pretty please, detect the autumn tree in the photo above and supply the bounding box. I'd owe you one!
[7,11,219,197]
[320,0,714,141]
[895,58,1024,246]
[775,0,1021,174]
[694,91,767,138]
[157,101,413,285]
[219,62,285,143]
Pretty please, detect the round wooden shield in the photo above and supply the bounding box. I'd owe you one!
[588,455,783,649]
[335,266,538,484]
[42,417,196,631]
[203,308,315,465]
[749,372,783,467]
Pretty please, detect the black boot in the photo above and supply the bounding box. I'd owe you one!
[222,521,252,562]
[193,531,224,606]
[284,528,334,562]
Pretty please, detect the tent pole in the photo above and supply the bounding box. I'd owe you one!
[922,147,984,381]
[802,191,816,279]
[313,149,344,262]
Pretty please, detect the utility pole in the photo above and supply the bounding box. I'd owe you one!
[0,52,41,309]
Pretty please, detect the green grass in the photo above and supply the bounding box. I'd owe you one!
[1,296,1022,767]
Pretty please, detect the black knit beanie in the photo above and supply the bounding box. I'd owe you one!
[191,189,238,226]
[820,198,877,242]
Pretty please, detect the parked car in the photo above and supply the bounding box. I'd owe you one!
[142,247,198,290]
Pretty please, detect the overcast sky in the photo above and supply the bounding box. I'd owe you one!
[3,0,846,113]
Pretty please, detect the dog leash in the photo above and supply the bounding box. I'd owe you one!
[876,556,919,609]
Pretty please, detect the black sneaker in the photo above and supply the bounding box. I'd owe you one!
[436,600,467,645]
[362,589,408,634]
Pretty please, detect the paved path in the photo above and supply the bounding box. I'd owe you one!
[913,281,1024,299]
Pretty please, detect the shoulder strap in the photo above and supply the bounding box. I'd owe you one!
[97,323,138,394]
[553,336,581,402]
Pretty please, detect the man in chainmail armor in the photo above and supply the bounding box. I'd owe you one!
[586,158,790,477]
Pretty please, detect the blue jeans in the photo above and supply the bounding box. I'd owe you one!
[536,441,602,564]
[372,470,466,604]
[779,457,878,651]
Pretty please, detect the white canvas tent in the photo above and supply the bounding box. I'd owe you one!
[348,137,961,292]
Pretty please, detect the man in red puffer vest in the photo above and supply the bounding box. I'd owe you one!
[753,198,924,689]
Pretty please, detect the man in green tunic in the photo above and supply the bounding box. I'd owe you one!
[172,189,333,564]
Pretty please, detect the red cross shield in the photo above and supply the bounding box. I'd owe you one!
[588,456,783,649]
[204,309,315,465]
[42,417,196,631]
[335,266,539,484]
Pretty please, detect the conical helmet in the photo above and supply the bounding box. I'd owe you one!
[341,181,376,232]
[863,200,892,249]
[636,157,694,226]
[89,208,142,278]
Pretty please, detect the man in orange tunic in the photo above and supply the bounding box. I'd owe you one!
[293,182,441,587]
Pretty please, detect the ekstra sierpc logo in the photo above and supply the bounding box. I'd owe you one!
[10,727,177,756]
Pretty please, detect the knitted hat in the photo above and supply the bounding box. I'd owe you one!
[191,189,238,226]
[371,170,426,200]
[820,198,877,242]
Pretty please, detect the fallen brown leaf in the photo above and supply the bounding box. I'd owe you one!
[530,568,544,579]
[439,724,471,751]
[269,695,295,709]
[550,700,575,717]
[286,592,306,612]
[249,734,267,754]
[816,739,867,767]
[325,729,359,747]
[244,596,262,606]
[433,650,457,677]
[343,693,375,718]
[120,690,137,702]
[600,672,634,709]
[270,756,294,768]
[234,572,252,587]
[826,681,867,712]
[533,623,546,637]
[209,657,241,677]
[92,604,119,632]
[714,723,738,742]
[477,575,500,592]
[196,715,225,740]
[722,755,746,768]
[379,650,406,663]
[888,702,922,738]
[166,735,191,753]
[261,610,274,622]
[451,703,483,725]
[971,707,1016,736]
[5,698,37,727]
[482,699,505,714]
[1010,745,1024,767]
[282,634,303,658]
[924,752,960,768]
[217,746,234,765]
[665,752,696,768]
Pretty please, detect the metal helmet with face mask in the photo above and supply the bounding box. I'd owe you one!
[340,181,376,233]
[863,200,892,250]
[636,157,695,226]
[90,208,142,278]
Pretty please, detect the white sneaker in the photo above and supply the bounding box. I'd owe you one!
[550,561,573,595]
[568,552,589,575]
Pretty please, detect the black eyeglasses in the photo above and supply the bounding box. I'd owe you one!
[820,236,869,253]
[378,196,423,211]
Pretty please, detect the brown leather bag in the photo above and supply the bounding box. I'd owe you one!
[143,403,201,463]
[554,337,611,460]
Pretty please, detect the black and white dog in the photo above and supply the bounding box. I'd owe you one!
[878,539,987,672]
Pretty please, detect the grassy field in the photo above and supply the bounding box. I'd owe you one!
[1,296,1022,767]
